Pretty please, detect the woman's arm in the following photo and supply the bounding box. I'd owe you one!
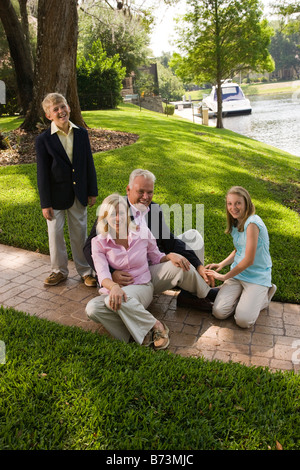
[206,223,259,282]
[101,278,128,311]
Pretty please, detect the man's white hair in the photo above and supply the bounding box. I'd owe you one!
[128,169,156,188]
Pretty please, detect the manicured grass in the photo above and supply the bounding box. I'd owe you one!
[0,306,299,450]
[187,80,300,100]
[241,80,300,96]
[184,89,209,100]
[1,103,298,303]
[0,106,300,451]
[0,115,24,131]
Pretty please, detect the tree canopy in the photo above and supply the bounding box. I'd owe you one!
[172,0,274,127]
[0,0,155,128]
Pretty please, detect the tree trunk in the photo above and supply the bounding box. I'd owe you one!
[21,0,86,131]
[214,1,223,130]
[18,0,34,68]
[216,78,223,129]
[0,0,34,114]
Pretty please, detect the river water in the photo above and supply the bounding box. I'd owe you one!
[212,92,300,158]
[175,91,300,157]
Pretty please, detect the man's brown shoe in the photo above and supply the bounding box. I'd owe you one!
[44,272,67,286]
[81,275,97,287]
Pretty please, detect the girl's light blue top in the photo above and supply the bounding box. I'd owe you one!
[231,214,272,287]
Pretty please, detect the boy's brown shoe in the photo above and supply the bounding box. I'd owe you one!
[81,275,97,287]
[44,272,67,286]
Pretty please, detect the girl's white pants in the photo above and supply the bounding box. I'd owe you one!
[212,278,270,328]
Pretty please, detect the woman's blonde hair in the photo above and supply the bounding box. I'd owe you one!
[96,193,136,237]
[225,186,255,233]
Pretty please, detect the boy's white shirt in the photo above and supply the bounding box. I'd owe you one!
[51,120,79,163]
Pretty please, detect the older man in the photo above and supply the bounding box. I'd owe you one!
[83,169,215,311]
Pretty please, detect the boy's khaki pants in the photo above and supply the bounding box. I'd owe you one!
[47,197,92,278]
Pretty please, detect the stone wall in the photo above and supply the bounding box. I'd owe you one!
[132,96,163,113]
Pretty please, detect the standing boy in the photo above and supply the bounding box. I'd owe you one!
[36,93,98,286]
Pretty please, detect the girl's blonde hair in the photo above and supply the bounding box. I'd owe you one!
[96,193,136,237]
[225,186,255,233]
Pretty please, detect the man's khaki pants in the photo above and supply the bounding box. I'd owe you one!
[149,260,210,297]
[85,261,210,343]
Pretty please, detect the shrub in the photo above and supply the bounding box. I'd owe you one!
[77,40,126,110]
[163,103,175,115]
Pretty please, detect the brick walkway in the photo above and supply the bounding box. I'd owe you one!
[0,243,299,373]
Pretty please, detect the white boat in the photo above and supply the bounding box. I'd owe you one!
[202,81,252,116]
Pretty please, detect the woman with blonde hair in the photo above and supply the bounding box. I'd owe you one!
[205,186,276,328]
[85,193,171,349]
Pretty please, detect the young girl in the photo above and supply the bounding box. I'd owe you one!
[205,186,276,328]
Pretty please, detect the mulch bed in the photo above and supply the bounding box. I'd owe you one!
[0,127,139,166]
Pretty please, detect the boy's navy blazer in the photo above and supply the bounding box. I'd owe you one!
[36,125,98,210]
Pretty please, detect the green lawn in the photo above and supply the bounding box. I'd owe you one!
[187,80,300,100]
[0,103,299,303]
[1,306,299,450]
[0,104,300,451]
[241,80,300,96]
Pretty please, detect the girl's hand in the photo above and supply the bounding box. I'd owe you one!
[109,284,127,311]
[205,269,226,282]
[205,263,222,272]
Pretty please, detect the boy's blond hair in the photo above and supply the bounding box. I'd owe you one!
[42,93,68,115]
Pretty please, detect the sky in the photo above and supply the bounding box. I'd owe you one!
[148,0,273,57]
[148,0,187,57]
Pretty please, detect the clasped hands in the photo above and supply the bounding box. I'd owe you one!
[109,253,219,311]
[204,263,226,282]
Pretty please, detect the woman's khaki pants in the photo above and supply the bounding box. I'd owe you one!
[86,261,210,343]
[212,278,269,328]
[86,283,156,344]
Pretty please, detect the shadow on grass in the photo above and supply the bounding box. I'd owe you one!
[0,104,299,302]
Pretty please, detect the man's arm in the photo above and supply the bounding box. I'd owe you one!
[148,203,202,269]
[148,202,213,285]
[83,219,97,271]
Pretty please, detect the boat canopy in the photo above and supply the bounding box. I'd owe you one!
[213,86,245,102]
